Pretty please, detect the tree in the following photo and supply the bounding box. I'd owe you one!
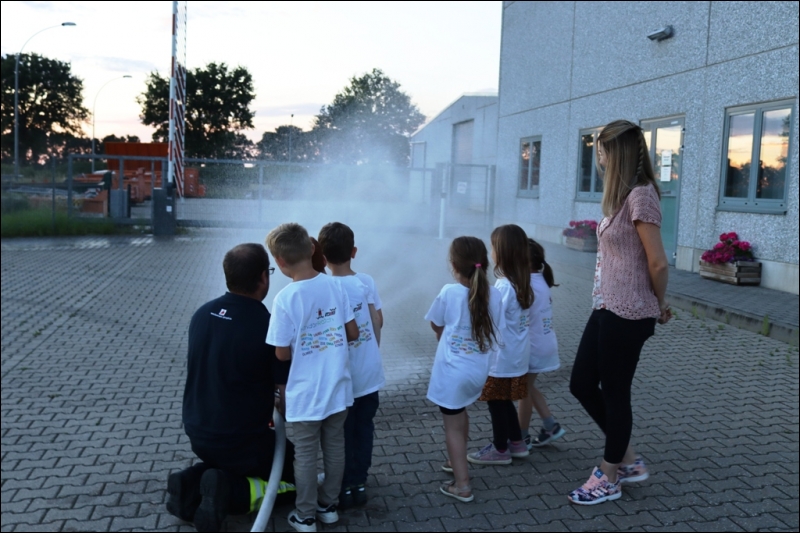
[98,134,140,155]
[312,68,425,165]
[257,125,318,162]
[137,62,256,159]
[1,53,89,164]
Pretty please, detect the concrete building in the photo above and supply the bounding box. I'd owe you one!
[410,94,498,170]
[494,1,799,293]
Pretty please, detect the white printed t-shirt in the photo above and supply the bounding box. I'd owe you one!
[529,273,559,373]
[266,274,355,422]
[355,272,382,311]
[425,283,503,410]
[490,278,531,378]
[337,275,385,398]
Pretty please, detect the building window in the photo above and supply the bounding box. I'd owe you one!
[576,128,603,201]
[518,136,541,198]
[719,100,793,214]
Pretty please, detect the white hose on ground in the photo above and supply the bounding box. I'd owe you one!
[250,408,286,532]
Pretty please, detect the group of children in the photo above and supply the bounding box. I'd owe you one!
[265,221,563,531]
[425,225,563,503]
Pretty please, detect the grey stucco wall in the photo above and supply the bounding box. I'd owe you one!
[496,0,799,268]
[411,95,499,168]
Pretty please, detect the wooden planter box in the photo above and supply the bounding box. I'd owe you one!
[565,236,598,252]
[699,260,761,286]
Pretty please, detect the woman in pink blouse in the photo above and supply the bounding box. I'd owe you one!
[568,120,672,506]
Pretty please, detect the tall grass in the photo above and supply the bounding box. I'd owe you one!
[1,209,122,238]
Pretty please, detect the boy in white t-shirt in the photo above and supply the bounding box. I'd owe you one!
[318,222,385,509]
[265,223,359,533]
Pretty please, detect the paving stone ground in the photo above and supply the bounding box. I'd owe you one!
[1,229,798,532]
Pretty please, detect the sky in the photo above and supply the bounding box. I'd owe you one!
[1,1,502,143]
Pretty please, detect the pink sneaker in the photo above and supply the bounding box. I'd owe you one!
[617,457,649,484]
[568,467,621,505]
[507,440,530,458]
[467,444,512,465]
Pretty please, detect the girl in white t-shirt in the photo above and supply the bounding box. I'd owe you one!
[518,238,566,449]
[426,236,502,503]
[468,225,534,466]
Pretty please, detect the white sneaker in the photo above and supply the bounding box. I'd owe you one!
[288,510,317,532]
[316,503,339,524]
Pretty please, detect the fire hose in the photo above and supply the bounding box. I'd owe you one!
[250,407,286,532]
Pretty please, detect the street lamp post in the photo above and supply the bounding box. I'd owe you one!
[92,75,132,173]
[13,22,76,178]
[288,114,294,162]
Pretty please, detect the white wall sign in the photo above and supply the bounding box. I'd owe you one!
[661,149,672,166]
[457,182,468,194]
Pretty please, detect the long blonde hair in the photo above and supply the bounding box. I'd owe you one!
[597,120,660,217]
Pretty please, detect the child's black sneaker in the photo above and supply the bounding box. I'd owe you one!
[338,486,354,510]
[193,469,230,532]
[316,502,339,524]
[288,510,317,532]
[352,484,367,506]
[531,423,566,447]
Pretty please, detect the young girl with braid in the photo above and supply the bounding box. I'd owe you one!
[468,225,534,465]
[426,236,502,503]
[568,120,671,505]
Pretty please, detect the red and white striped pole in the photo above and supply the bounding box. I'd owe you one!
[167,1,186,198]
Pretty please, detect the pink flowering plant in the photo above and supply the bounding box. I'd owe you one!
[563,219,598,239]
[701,232,755,264]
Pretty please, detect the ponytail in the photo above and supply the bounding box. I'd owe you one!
[528,238,558,288]
[450,236,497,353]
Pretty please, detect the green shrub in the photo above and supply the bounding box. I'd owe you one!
[1,209,127,237]
[0,193,31,214]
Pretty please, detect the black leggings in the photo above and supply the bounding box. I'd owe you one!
[487,400,522,451]
[570,309,655,464]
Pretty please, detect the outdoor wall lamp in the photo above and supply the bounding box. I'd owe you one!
[647,26,674,41]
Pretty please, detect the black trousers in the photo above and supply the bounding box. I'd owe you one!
[570,309,655,464]
[190,432,296,514]
[343,391,380,488]
[487,400,522,451]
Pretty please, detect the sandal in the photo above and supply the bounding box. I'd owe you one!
[441,462,453,473]
[439,481,474,502]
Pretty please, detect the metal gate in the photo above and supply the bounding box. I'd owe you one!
[433,163,496,238]
[65,154,443,235]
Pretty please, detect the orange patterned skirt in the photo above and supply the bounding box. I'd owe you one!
[478,375,529,401]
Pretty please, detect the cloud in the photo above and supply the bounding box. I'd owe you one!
[19,1,57,10]
[71,55,159,74]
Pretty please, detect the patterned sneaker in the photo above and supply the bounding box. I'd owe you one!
[315,502,339,524]
[531,423,566,447]
[617,457,649,484]
[568,467,622,506]
[288,510,317,532]
[507,440,530,458]
[467,443,512,465]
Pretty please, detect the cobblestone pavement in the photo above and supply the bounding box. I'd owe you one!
[2,230,798,532]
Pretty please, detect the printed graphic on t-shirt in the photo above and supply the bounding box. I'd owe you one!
[348,301,374,349]
[518,311,531,333]
[299,325,345,356]
[210,308,232,320]
[448,326,480,355]
[542,316,552,335]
